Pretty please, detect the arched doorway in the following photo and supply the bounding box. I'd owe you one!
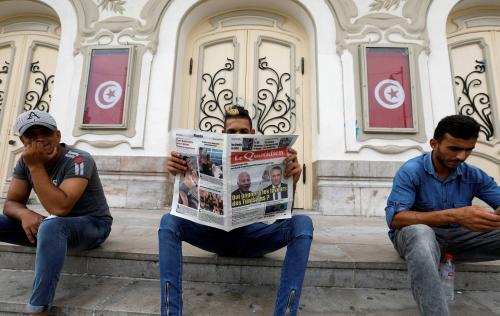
[0,1,60,196]
[177,8,312,209]
[447,1,500,180]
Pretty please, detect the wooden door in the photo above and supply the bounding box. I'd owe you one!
[0,29,59,196]
[181,10,311,208]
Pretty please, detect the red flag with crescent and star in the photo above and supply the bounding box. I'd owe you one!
[366,47,413,129]
[83,48,129,125]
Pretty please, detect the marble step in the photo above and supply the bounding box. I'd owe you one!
[1,209,500,292]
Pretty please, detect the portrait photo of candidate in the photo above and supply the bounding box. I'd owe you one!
[232,171,252,197]
[264,165,288,201]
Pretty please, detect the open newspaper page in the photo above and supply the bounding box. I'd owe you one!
[170,129,228,230]
[170,129,297,231]
[228,134,297,230]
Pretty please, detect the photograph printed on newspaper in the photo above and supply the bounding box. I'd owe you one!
[170,129,297,231]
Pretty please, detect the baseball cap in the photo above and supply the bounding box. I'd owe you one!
[15,110,57,136]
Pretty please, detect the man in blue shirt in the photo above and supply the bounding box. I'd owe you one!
[385,115,500,316]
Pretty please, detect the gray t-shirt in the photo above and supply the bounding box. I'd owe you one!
[13,143,112,223]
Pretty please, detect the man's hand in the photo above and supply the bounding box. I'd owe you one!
[167,151,187,176]
[19,211,45,243]
[22,141,58,169]
[284,148,302,187]
[453,205,500,232]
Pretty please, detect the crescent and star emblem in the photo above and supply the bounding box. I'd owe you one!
[94,80,123,110]
[374,79,405,110]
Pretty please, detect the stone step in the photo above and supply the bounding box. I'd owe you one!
[2,209,500,292]
[1,269,500,316]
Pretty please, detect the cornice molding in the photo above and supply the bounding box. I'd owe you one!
[359,144,425,154]
[448,7,500,35]
[0,15,60,35]
[72,139,131,148]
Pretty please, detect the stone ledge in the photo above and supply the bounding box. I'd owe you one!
[313,160,404,179]
[2,210,500,290]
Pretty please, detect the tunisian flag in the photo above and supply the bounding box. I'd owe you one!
[83,48,129,125]
[366,47,413,129]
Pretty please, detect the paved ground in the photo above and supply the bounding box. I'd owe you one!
[1,269,500,315]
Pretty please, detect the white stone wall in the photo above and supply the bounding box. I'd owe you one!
[30,0,483,214]
[34,0,459,162]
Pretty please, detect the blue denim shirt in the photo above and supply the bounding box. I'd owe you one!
[385,152,500,240]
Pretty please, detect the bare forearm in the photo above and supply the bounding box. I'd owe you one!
[391,209,457,229]
[28,166,71,215]
[3,200,36,221]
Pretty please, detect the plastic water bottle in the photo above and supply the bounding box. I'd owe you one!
[439,253,455,302]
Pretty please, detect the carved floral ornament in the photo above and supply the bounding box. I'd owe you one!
[369,0,407,12]
[96,0,126,14]
[325,0,431,52]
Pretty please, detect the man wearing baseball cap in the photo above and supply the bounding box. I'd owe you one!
[0,110,112,315]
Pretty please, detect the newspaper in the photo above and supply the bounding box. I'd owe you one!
[170,129,297,231]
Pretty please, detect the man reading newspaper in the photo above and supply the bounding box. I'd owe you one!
[159,105,313,316]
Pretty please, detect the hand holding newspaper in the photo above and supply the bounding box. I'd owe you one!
[170,129,298,231]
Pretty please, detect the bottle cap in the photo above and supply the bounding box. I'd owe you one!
[444,253,453,260]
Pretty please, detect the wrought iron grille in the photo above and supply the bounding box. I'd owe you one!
[198,58,235,132]
[0,61,9,114]
[454,60,495,141]
[253,57,296,134]
[24,61,55,112]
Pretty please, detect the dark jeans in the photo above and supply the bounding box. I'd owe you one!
[158,214,314,316]
[0,215,111,313]
[393,224,500,316]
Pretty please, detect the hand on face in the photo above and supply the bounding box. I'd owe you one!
[22,140,59,168]
[284,147,302,187]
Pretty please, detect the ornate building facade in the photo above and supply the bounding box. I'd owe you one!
[0,0,498,214]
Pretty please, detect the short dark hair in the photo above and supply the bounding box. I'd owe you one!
[224,105,252,129]
[433,115,480,141]
[271,165,282,173]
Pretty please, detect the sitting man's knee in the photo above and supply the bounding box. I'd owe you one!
[400,224,435,238]
[37,218,67,242]
[159,213,182,233]
[398,224,438,251]
[291,215,314,238]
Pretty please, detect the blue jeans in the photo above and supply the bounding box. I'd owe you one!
[393,224,500,316]
[158,214,313,316]
[0,214,112,313]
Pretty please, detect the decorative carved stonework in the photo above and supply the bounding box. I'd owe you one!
[70,0,172,54]
[369,0,407,12]
[97,0,126,14]
[325,0,431,52]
